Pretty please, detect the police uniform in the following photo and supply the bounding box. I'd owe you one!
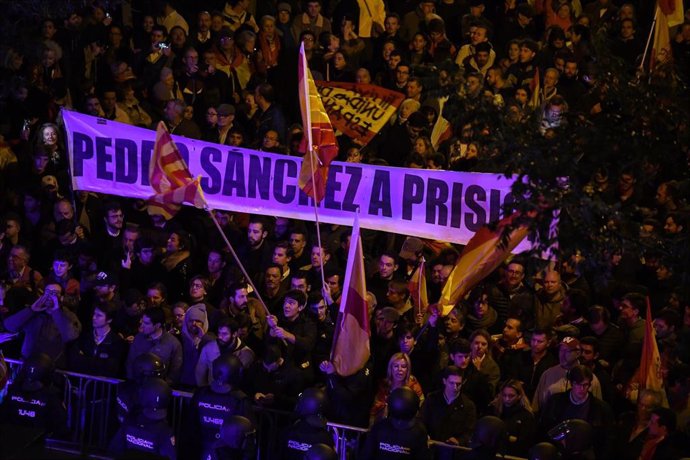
[110,413,177,459]
[361,417,431,459]
[109,377,176,459]
[116,379,140,422]
[187,386,255,458]
[1,384,67,436]
[0,354,68,458]
[278,418,335,460]
[361,387,432,460]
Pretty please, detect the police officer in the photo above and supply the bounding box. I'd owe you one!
[0,352,68,454]
[116,352,166,422]
[463,416,507,459]
[361,386,431,459]
[529,442,561,460]
[548,419,594,460]
[206,415,257,460]
[109,377,177,459]
[186,354,255,459]
[305,443,338,460]
[278,387,334,459]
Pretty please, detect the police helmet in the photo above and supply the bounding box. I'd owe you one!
[131,352,166,381]
[470,416,507,451]
[295,387,328,418]
[305,443,338,460]
[138,377,171,420]
[529,442,561,460]
[548,419,593,454]
[219,415,256,449]
[387,386,419,420]
[211,353,242,393]
[21,352,54,391]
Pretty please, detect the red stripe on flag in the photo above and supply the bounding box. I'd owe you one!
[331,213,370,376]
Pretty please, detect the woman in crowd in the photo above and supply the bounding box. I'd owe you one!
[488,379,537,456]
[369,352,424,425]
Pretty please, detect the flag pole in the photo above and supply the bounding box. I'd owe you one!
[328,208,360,364]
[205,206,271,317]
[300,43,327,290]
[417,256,425,318]
[639,8,659,74]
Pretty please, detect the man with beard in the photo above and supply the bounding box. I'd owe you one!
[487,260,533,327]
[195,317,256,386]
[238,216,274,285]
[260,263,287,314]
[367,252,401,308]
[179,303,214,387]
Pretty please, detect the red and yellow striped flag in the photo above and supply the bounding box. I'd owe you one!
[635,299,663,391]
[298,42,338,203]
[148,121,207,219]
[408,257,429,315]
[439,212,531,315]
[332,212,370,376]
[650,0,684,71]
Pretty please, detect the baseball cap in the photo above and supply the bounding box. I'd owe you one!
[559,336,580,351]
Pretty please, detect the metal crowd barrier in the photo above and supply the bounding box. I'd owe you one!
[3,359,526,459]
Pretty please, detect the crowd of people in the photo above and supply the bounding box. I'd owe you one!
[1,0,690,459]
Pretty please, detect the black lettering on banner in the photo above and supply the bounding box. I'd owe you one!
[489,189,502,222]
[298,188,317,206]
[72,132,93,176]
[426,178,449,225]
[222,151,246,197]
[502,192,515,209]
[95,136,113,180]
[115,138,139,184]
[324,164,343,211]
[402,174,425,220]
[369,169,392,217]
[200,147,222,193]
[450,182,464,228]
[465,185,487,231]
[342,165,361,212]
[274,159,297,203]
[141,140,154,186]
[248,155,271,200]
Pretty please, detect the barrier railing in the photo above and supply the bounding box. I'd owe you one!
[4,359,527,460]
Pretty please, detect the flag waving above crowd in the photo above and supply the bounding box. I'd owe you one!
[297,43,338,203]
[148,121,207,219]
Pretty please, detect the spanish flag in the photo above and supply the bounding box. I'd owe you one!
[439,212,531,315]
[331,212,370,376]
[408,257,429,315]
[148,122,207,219]
[298,43,338,203]
[650,0,684,71]
[635,299,663,391]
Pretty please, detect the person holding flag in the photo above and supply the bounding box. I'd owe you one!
[317,212,372,427]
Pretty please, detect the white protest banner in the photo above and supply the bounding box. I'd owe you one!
[64,110,529,249]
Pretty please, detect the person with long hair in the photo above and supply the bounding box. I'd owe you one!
[369,352,424,425]
[488,379,537,456]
